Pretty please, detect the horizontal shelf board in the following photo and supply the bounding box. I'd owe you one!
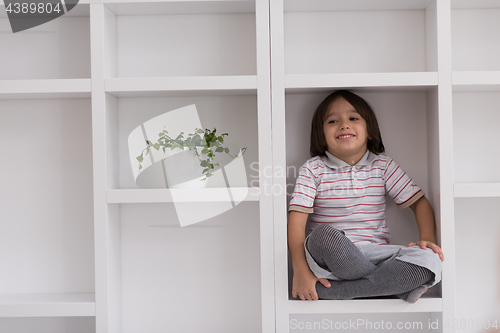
[107,187,260,203]
[454,183,500,197]
[105,76,258,97]
[284,0,434,12]
[0,293,95,317]
[452,71,500,91]
[289,297,442,314]
[85,1,255,16]
[285,72,438,93]
[452,0,500,9]
[0,79,91,99]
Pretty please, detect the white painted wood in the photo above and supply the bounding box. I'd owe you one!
[0,13,90,79]
[91,4,118,333]
[105,5,256,78]
[107,187,260,203]
[284,9,428,75]
[426,0,438,72]
[0,79,91,98]
[436,1,457,333]
[0,99,94,294]
[451,0,500,9]
[451,8,500,71]
[103,4,117,79]
[0,294,95,318]
[270,0,289,331]
[452,71,500,91]
[453,92,500,183]
[105,76,257,95]
[252,1,274,331]
[285,73,438,91]
[284,0,434,12]
[4,0,500,331]
[454,198,500,333]
[289,298,443,314]
[98,0,254,15]
[454,183,500,198]
[119,202,262,332]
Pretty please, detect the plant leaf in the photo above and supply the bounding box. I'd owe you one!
[215,147,223,153]
[136,155,143,162]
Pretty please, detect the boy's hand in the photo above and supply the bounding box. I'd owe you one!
[408,240,444,262]
[292,269,331,301]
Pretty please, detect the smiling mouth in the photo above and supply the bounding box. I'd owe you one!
[337,134,355,139]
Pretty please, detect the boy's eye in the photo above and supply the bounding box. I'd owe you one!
[350,117,359,121]
[328,120,337,124]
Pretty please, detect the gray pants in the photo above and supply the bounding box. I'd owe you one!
[304,225,441,300]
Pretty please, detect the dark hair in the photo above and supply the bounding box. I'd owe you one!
[310,90,385,157]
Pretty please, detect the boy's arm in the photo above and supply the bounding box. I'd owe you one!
[288,210,330,300]
[408,196,444,261]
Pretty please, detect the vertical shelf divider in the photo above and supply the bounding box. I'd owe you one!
[256,0,275,332]
[269,0,289,332]
[90,4,121,333]
[436,0,456,331]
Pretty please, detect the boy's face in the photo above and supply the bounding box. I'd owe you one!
[323,97,369,166]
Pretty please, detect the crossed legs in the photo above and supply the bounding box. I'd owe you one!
[306,225,434,303]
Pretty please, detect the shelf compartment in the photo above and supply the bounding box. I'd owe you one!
[105,94,258,190]
[105,76,257,97]
[0,293,95,318]
[0,98,94,297]
[285,89,440,245]
[283,1,437,75]
[285,72,438,93]
[0,79,91,99]
[451,7,500,71]
[289,297,442,314]
[107,187,260,203]
[454,183,500,198]
[0,5,90,80]
[118,202,262,331]
[454,198,500,328]
[102,1,257,78]
[453,91,500,183]
[452,71,500,91]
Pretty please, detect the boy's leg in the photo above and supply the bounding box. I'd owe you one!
[306,224,377,280]
[315,259,434,301]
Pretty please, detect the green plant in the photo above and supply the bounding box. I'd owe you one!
[136,127,246,180]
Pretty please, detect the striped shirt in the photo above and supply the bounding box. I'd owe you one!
[289,150,424,245]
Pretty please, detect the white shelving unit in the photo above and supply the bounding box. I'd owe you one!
[2,0,500,332]
[89,0,273,333]
[0,2,96,329]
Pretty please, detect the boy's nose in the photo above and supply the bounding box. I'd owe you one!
[340,121,350,130]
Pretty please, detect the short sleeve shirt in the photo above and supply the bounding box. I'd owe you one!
[289,150,424,245]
